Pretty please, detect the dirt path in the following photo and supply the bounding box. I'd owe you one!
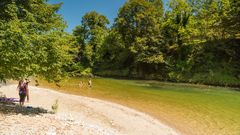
[0,85,180,135]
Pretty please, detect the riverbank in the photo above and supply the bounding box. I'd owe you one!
[0,84,179,135]
[34,77,240,135]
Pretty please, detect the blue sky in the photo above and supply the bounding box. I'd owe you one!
[48,0,167,33]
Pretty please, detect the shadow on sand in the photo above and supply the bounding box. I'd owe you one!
[0,102,49,116]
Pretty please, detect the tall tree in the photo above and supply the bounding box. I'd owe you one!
[161,0,194,76]
[115,0,166,76]
[188,0,235,40]
[73,11,109,69]
[98,29,127,70]
[163,0,193,46]
[0,0,75,82]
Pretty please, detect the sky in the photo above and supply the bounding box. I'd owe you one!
[48,0,167,33]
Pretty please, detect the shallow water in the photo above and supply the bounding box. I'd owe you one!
[37,77,240,135]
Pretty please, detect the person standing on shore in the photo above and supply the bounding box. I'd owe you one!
[17,79,30,106]
[17,80,26,106]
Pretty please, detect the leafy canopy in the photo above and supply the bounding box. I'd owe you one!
[73,11,109,68]
[0,0,75,82]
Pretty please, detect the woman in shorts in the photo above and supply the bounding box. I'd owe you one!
[17,80,29,106]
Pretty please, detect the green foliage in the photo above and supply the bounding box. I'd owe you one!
[188,39,240,84]
[98,30,127,70]
[69,0,240,86]
[113,0,167,76]
[161,0,194,75]
[0,0,76,82]
[73,11,109,72]
[221,0,240,38]
[80,68,92,76]
[3,0,239,86]
[163,0,192,46]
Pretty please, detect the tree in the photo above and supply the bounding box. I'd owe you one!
[115,0,166,76]
[221,0,240,38]
[188,0,237,40]
[159,0,195,79]
[0,0,75,82]
[73,11,109,69]
[163,0,193,46]
[147,0,164,17]
[98,29,127,70]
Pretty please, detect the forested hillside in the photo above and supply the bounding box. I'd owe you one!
[72,0,240,87]
[0,0,239,87]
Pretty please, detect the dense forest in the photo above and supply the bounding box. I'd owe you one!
[71,0,240,87]
[0,0,239,87]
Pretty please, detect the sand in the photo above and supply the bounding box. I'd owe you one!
[0,84,180,135]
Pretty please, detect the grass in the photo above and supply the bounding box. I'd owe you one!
[191,71,240,87]
[35,77,240,135]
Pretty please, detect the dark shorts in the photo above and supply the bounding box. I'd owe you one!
[19,93,26,102]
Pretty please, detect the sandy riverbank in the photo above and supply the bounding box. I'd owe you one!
[0,84,179,135]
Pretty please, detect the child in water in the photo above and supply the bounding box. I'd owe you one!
[88,79,92,88]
